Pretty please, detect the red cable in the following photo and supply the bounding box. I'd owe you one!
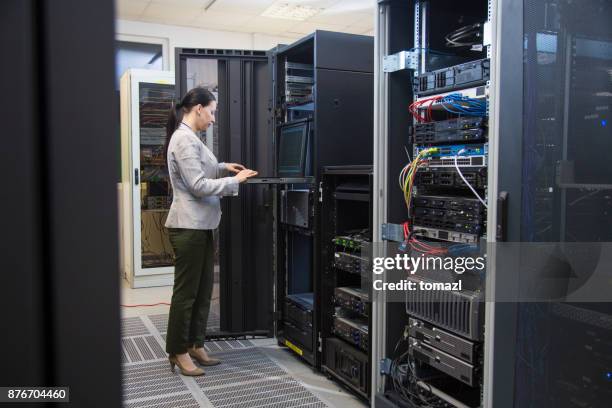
[121,302,171,308]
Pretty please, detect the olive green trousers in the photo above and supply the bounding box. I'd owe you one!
[165,228,214,355]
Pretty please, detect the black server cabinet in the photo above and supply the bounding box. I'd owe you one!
[491,2,612,408]
[376,1,612,408]
[174,32,374,369]
[175,49,275,337]
[320,165,373,400]
[273,31,374,368]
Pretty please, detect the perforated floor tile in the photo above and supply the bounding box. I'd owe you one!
[123,360,191,402]
[124,393,200,408]
[147,312,220,334]
[121,315,330,408]
[192,348,327,408]
[122,336,166,364]
[122,316,150,337]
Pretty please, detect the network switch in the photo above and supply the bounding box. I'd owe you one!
[416,143,486,158]
[333,316,369,351]
[416,144,488,168]
[414,59,490,96]
[334,287,370,317]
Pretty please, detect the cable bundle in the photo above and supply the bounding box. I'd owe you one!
[389,336,447,407]
[409,95,444,123]
[399,147,438,211]
[409,93,485,122]
[439,93,487,117]
[445,23,483,48]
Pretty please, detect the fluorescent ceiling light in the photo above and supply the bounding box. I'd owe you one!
[261,3,323,21]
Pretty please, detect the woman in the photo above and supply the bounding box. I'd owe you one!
[164,87,257,376]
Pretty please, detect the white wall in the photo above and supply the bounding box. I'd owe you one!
[116,19,300,72]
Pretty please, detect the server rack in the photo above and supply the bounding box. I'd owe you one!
[272,31,374,368]
[374,1,492,407]
[119,69,176,288]
[320,165,373,400]
[374,1,612,408]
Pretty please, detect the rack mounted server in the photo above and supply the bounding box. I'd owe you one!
[414,59,490,97]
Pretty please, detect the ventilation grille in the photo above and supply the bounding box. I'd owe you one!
[405,276,483,340]
[122,336,166,364]
[122,316,150,337]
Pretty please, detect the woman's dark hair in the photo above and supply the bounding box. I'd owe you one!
[165,87,216,160]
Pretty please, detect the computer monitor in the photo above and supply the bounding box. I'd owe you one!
[278,120,310,177]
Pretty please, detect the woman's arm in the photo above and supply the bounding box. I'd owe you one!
[174,140,239,197]
[217,162,246,178]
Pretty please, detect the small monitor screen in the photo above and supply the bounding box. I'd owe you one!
[278,122,308,176]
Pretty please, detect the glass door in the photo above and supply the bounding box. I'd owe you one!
[489,2,612,406]
[134,80,175,275]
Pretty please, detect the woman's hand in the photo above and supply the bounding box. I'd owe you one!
[225,163,246,174]
[234,169,258,183]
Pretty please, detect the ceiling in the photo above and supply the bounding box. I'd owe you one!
[116,0,375,39]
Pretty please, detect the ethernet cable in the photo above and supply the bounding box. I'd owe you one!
[454,148,488,208]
